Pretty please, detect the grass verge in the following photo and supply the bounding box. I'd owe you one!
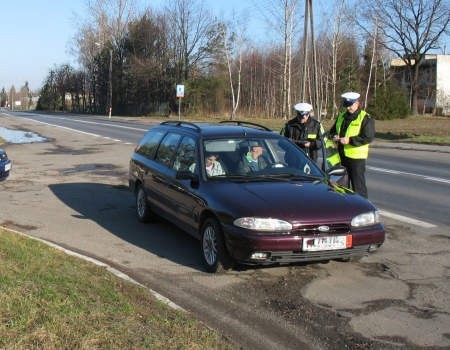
[0,228,234,349]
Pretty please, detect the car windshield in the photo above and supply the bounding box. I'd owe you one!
[202,137,323,180]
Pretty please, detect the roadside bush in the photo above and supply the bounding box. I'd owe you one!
[183,77,227,115]
[367,83,410,120]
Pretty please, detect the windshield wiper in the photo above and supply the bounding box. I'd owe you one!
[222,173,322,182]
[257,173,323,181]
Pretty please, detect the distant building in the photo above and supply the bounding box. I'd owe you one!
[391,54,450,116]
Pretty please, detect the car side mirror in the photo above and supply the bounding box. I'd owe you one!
[327,165,346,177]
[326,165,349,187]
[176,170,200,188]
[176,170,197,180]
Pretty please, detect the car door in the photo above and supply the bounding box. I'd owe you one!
[167,136,203,235]
[150,132,183,217]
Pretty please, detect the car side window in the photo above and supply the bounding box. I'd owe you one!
[155,133,182,168]
[173,136,196,172]
[136,130,165,159]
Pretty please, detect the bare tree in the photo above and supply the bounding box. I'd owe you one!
[18,82,31,110]
[256,0,300,119]
[359,0,450,115]
[220,16,247,120]
[328,0,346,119]
[364,18,378,109]
[85,0,137,113]
[166,0,220,82]
[87,0,136,50]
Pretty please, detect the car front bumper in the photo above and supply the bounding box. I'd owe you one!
[223,223,385,265]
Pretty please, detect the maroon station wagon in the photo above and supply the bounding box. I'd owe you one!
[129,121,385,273]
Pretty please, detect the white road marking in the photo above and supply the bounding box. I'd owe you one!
[19,113,148,132]
[21,118,103,138]
[16,117,140,144]
[368,166,450,184]
[379,209,437,228]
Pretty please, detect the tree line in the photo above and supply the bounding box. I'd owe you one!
[35,0,449,120]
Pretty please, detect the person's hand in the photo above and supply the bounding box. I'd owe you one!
[339,137,350,145]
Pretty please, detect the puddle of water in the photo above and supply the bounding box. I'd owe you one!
[0,127,47,143]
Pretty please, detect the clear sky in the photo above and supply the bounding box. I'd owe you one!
[0,0,261,92]
[1,1,448,92]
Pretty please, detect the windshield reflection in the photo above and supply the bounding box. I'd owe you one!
[202,137,322,179]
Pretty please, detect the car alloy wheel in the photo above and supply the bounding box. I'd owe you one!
[136,185,153,222]
[201,218,232,273]
[203,225,217,267]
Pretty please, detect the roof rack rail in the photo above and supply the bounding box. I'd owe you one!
[161,120,201,132]
[219,120,272,132]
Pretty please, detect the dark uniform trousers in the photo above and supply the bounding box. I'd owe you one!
[341,157,367,198]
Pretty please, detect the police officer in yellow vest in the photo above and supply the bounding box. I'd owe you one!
[281,102,324,162]
[329,92,375,198]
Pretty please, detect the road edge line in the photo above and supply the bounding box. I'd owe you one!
[379,210,437,228]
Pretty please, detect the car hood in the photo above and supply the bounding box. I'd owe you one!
[208,180,375,223]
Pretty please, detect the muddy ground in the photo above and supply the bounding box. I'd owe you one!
[1,113,449,349]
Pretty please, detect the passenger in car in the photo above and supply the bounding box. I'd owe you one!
[189,153,225,176]
[205,153,225,176]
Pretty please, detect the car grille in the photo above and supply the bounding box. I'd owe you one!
[291,223,350,235]
[266,244,370,264]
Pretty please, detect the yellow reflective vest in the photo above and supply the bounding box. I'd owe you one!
[334,110,370,159]
[326,139,340,166]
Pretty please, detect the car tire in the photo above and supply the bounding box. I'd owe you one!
[135,184,154,223]
[200,218,233,273]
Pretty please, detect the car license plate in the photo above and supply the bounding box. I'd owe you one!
[5,163,11,171]
[302,235,351,251]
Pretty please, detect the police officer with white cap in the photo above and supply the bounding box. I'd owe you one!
[329,92,375,198]
[281,102,324,162]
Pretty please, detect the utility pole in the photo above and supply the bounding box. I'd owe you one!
[108,48,112,119]
[301,0,309,101]
[301,0,321,120]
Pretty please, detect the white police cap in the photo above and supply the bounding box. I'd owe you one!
[341,92,360,104]
[294,102,313,114]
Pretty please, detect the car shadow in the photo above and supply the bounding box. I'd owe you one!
[48,182,205,272]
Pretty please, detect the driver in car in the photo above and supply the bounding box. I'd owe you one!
[238,142,268,173]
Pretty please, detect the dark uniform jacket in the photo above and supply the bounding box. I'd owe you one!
[282,116,323,161]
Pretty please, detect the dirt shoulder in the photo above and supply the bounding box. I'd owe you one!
[1,114,449,349]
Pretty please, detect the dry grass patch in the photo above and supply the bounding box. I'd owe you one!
[0,228,235,349]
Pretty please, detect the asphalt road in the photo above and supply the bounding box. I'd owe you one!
[1,111,449,349]
[368,147,450,227]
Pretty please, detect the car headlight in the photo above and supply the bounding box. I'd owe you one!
[351,211,380,228]
[233,217,292,231]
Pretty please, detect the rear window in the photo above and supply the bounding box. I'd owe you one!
[136,130,165,159]
[173,136,196,172]
[155,133,182,168]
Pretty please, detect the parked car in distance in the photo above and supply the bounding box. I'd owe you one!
[129,121,385,273]
[0,148,11,180]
